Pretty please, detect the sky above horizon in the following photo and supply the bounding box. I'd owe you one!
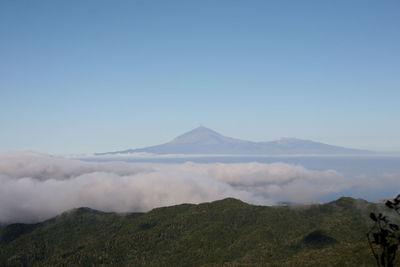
[1,0,399,154]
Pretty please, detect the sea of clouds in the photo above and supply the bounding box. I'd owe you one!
[1,152,399,224]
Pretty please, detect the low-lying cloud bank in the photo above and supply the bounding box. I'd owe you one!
[0,152,399,224]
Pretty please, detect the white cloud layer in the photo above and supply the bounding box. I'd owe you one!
[0,152,399,224]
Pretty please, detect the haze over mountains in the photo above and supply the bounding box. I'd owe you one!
[100,126,372,155]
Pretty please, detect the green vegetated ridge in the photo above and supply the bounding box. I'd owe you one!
[0,197,387,266]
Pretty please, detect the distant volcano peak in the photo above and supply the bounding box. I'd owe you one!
[179,126,220,137]
[170,126,242,145]
[193,126,214,131]
[98,127,373,155]
[275,137,304,144]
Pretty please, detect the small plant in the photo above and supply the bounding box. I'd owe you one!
[367,194,400,267]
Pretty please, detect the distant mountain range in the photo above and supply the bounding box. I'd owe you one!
[99,126,373,155]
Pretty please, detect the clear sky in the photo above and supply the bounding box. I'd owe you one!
[1,0,399,154]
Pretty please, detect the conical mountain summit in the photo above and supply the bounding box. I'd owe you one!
[100,126,372,155]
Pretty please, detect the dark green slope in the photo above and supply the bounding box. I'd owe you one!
[0,197,382,266]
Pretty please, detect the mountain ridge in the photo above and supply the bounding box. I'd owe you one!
[98,126,373,155]
[0,196,379,266]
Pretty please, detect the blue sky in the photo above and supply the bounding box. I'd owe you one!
[1,0,399,154]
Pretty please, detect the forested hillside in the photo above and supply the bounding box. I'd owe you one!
[0,197,382,266]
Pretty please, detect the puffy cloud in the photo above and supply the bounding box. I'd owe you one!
[0,152,398,224]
